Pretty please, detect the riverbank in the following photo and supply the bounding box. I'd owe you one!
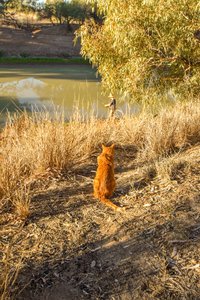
[0,57,89,65]
[0,100,200,299]
[0,25,81,58]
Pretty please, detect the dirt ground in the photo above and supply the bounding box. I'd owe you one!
[1,144,200,300]
[0,25,81,57]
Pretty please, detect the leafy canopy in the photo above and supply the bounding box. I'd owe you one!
[0,0,39,12]
[77,0,200,98]
[44,0,92,25]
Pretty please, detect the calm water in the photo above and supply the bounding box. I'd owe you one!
[0,65,132,125]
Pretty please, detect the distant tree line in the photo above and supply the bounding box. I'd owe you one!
[43,0,96,31]
[0,0,100,31]
[0,0,38,29]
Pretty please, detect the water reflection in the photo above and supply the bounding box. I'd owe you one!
[0,65,135,126]
[0,77,51,109]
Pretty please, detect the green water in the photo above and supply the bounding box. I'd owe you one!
[0,65,131,125]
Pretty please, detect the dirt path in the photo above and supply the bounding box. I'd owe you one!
[1,146,200,300]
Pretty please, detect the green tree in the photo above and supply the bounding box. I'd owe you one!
[77,0,200,98]
[0,0,22,27]
[0,0,38,12]
[43,1,54,23]
[0,0,39,29]
[44,0,91,28]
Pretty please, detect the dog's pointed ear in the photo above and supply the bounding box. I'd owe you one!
[102,144,105,150]
[111,144,115,149]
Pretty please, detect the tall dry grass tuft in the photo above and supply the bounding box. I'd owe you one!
[11,185,31,220]
[0,100,200,214]
[1,245,24,300]
[119,100,200,160]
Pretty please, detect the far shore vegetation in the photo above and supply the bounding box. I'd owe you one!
[0,56,89,64]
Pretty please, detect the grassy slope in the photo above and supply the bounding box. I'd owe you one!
[0,101,200,299]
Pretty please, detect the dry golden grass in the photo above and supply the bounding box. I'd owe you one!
[0,99,200,300]
[0,100,199,212]
[0,102,198,205]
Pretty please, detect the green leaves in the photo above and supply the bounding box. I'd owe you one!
[44,0,92,25]
[77,0,200,99]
